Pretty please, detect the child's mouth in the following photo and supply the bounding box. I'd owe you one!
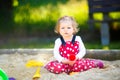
[64,33,68,34]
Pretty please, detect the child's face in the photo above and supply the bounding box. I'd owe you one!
[59,22,74,38]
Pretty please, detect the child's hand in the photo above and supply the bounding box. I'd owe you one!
[68,60,75,66]
[62,59,75,66]
[61,58,69,64]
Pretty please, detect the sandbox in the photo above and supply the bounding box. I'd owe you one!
[0,49,120,80]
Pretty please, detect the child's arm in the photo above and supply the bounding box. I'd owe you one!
[53,38,64,62]
[76,36,86,59]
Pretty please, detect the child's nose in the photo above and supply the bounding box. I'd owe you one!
[64,28,68,31]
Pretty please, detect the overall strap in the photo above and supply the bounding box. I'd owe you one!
[60,36,66,46]
[71,35,76,45]
[60,35,76,46]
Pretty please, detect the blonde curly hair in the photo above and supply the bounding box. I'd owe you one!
[54,16,79,34]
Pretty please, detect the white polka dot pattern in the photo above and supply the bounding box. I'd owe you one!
[44,40,97,74]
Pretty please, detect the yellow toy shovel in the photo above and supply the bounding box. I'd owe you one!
[26,60,44,67]
[25,60,44,80]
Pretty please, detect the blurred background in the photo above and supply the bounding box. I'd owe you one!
[0,0,120,49]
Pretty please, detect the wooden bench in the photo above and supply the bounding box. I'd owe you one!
[88,0,120,47]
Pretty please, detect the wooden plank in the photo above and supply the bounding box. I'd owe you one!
[89,6,120,13]
[88,18,120,23]
[88,0,120,7]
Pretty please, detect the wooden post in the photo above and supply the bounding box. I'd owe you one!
[101,23,110,46]
[101,13,110,47]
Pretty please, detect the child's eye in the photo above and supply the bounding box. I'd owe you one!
[61,27,64,29]
[67,27,71,29]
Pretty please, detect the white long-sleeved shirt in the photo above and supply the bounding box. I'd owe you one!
[53,36,86,62]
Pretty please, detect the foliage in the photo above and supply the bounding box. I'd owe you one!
[12,0,89,35]
[1,0,120,35]
[0,0,120,49]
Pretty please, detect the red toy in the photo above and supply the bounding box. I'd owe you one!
[69,54,76,61]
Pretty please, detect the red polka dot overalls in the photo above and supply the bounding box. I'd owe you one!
[45,35,96,74]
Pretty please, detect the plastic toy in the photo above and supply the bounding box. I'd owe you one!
[69,54,76,61]
[9,77,16,80]
[0,68,8,80]
[26,60,44,80]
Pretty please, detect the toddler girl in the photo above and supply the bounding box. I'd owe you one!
[45,16,104,75]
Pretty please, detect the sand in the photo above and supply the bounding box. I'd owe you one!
[0,52,120,80]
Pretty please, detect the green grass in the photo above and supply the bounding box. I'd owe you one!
[0,39,120,49]
[85,41,120,49]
